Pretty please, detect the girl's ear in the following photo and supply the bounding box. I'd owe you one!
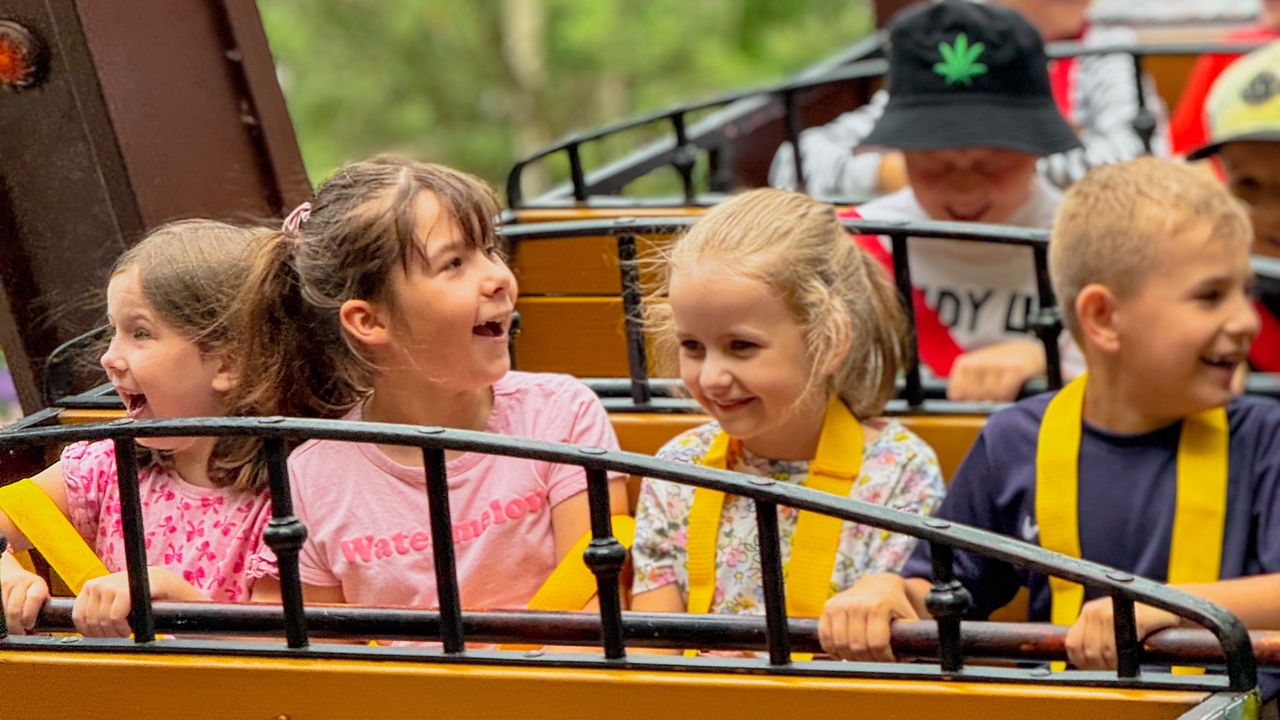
[339,298,393,348]
[1075,283,1120,354]
[209,351,238,394]
[817,316,854,380]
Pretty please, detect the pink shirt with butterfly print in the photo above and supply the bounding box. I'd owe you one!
[60,440,273,601]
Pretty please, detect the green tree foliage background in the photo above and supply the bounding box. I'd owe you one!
[257,0,874,197]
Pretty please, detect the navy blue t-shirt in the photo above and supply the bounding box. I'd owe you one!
[903,393,1280,623]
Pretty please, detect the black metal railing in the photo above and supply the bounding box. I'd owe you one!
[0,416,1263,693]
[506,40,1267,208]
[38,221,1280,418]
[503,216,1063,410]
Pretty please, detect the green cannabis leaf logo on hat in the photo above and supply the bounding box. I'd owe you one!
[934,33,987,86]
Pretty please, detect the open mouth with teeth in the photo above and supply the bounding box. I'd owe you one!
[472,320,507,338]
[118,390,149,418]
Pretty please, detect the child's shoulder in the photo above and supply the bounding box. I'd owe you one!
[867,418,940,466]
[855,187,923,222]
[495,371,597,404]
[60,438,116,466]
[655,420,722,464]
[1227,394,1280,440]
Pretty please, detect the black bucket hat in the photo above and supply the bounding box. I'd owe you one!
[859,0,1082,156]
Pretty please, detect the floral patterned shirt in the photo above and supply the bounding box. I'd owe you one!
[631,419,945,616]
[60,440,273,601]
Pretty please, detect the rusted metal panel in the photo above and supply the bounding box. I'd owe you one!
[74,0,309,225]
[0,0,308,413]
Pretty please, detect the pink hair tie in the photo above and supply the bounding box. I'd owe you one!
[282,201,312,239]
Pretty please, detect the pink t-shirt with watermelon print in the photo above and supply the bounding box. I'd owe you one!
[60,440,273,601]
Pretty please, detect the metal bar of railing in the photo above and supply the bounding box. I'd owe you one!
[888,233,924,408]
[261,432,309,648]
[422,441,465,653]
[112,434,156,643]
[1129,53,1157,156]
[754,499,792,665]
[1114,594,1142,679]
[567,143,588,203]
[616,231,652,406]
[782,89,805,192]
[1031,244,1064,389]
[670,112,697,204]
[26,599,1280,671]
[581,464,626,659]
[0,534,7,638]
[925,540,970,673]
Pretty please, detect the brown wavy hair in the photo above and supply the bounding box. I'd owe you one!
[111,219,270,493]
[232,155,502,420]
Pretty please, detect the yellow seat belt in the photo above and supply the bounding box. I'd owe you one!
[525,515,636,611]
[0,479,109,594]
[1037,375,1227,673]
[499,515,636,651]
[688,396,863,658]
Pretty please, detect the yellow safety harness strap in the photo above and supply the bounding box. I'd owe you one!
[687,398,863,659]
[786,396,862,619]
[525,515,637,611]
[0,479,109,593]
[1037,375,1227,673]
[499,515,636,651]
[686,433,732,616]
[1036,376,1087,631]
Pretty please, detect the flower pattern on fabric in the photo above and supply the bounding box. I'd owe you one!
[632,419,945,616]
[60,440,273,601]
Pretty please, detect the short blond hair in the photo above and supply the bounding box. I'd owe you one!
[1050,157,1251,337]
[646,188,908,419]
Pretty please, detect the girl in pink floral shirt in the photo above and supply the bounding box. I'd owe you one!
[0,220,273,636]
[631,189,945,622]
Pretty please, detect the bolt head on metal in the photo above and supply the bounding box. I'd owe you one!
[579,446,608,455]
[0,21,47,91]
[110,418,134,426]
[1029,667,1052,677]
[258,416,286,424]
[524,650,545,658]
[58,635,81,644]
[417,426,445,435]
[748,477,774,486]
[1106,571,1135,583]
[924,519,951,529]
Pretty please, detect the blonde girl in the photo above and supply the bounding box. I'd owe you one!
[0,220,273,636]
[241,156,627,611]
[631,188,945,620]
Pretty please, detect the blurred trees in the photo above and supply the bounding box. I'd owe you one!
[257,0,874,196]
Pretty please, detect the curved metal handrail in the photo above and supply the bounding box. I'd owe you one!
[506,39,1268,209]
[0,416,1259,691]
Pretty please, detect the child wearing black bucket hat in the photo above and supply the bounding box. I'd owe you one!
[771,0,1165,197]
[854,0,1085,403]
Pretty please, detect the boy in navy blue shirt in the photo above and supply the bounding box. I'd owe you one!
[819,157,1280,675]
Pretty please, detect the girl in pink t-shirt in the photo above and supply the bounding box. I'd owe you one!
[239,156,626,610]
[0,220,274,636]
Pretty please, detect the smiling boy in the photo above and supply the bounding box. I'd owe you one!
[1187,41,1280,373]
[819,158,1280,692]
[845,1,1084,401]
